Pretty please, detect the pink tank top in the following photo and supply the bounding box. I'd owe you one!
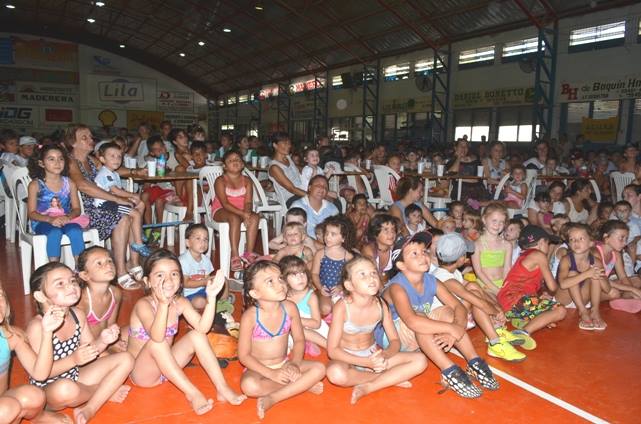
[211,175,247,213]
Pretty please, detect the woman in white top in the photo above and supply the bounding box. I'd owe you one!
[268,132,306,207]
[483,141,509,189]
[562,179,594,224]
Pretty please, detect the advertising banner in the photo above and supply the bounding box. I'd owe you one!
[0,81,16,102]
[453,87,534,109]
[85,75,157,110]
[16,82,78,105]
[581,117,619,142]
[163,112,199,128]
[0,105,38,129]
[127,110,165,131]
[560,75,641,102]
[381,97,431,114]
[12,37,78,71]
[157,90,194,112]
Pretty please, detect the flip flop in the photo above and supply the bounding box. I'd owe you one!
[609,299,641,313]
[128,266,143,281]
[117,274,142,290]
[578,319,594,331]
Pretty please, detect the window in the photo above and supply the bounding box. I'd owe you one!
[569,21,625,52]
[238,94,249,104]
[414,58,444,75]
[497,107,538,142]
[454,109,490,141]
[458,45,495,68]
[384,62,410,81]
[226,96,236,105]
[502,37,541,58]
[332,75,343,88]
[217,99,225,107]
[221,124,234,130]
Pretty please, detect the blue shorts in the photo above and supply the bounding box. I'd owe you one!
[184,287,207,301]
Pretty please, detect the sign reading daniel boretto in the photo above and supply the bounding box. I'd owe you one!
[453,87,534,109]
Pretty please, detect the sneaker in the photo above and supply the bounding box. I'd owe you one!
[441,366,482,399]
[130,243,153,257]
[495,327,525,346]
[511,330,537,350]
[487,340,526,362]
[511,318,527,329]
[466,358,500,390]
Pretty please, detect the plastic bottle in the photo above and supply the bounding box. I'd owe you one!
[156,153,167,177]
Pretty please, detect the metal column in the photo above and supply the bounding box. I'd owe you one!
[429,46,451,146]
[208,98,221,141]
[533,21,558,140]
[249,90,262,137]
[362,60,380,145]
[312,72,329,140]
[277,81,292,134]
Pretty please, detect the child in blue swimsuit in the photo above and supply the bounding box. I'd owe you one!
[239,260,326,419]
[311,215,355,316]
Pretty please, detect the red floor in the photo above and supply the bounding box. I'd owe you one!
[1,237,638,423]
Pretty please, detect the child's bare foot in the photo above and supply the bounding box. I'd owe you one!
[215,385,247,405]
[351,384,369,404]
[308,381,324,395]
[109,385,131,403]
[72,406,94,424]
[257,395,274,419]
[33,411,72,424]
[186,393,214,415]
[396,381,412,388]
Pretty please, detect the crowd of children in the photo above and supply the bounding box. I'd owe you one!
[3,127,641,421]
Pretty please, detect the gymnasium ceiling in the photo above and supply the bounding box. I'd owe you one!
[0,0,635,98]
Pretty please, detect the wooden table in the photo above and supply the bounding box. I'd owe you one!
[127,171,200,224]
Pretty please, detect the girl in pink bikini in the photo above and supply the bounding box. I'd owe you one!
[211,150,260,271]
[238,260,326,419]
[127,249,245,416]
[595,220,641,313]
[76,247,125,351]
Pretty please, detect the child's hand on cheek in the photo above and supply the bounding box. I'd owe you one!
[152,278,171,304]
[100,324,120,345]
[41,306,65,333]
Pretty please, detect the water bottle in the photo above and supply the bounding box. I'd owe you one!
[156,154,167,177]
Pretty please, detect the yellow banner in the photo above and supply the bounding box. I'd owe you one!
[581,117,619,142]
[381,97,431,114]
[126,110,164,131]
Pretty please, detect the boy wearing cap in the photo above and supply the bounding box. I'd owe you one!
[17,136,37,166]
[377,232,498,399]
[433,233,526,362]
[498,225,567,347]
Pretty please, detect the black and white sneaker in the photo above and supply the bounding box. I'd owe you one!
[441,365,482,399]
[467,359,500,390]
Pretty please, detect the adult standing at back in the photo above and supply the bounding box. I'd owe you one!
[291,175,338,238]
[268,132,306,207]
[523,140,549,171]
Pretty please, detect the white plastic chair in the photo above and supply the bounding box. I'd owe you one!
[1,163,17,242]
[243,168,284,233]
[199,166,269,278]
[344,163,385,209]
[372,165,400,207]
[8,168,101,294]
[610,172,634,202]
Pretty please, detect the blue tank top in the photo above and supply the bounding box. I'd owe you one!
[32,177,72,231]
[0,329,11,374]
[296,289,314,317]
[319,249,347,288]
[385,271,437,320]
[393,200,422,225]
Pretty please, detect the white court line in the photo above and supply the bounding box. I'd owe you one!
[452,350,609,423]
